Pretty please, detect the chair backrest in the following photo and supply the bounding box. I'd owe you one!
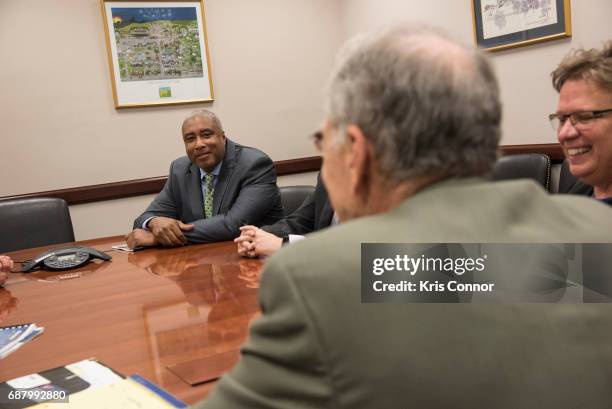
[0,197,75,252]
[491,153,551,192]
[279,185,315,217]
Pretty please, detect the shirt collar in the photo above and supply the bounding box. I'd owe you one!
[199,160,223,180]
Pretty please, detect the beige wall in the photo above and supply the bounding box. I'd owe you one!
[0,0,337,239]
[2,1,611,239]
[0,0,340,197]
[339,0,612,145]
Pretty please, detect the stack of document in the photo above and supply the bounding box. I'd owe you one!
[40,375,189,409]
[0,359,187,409]
[0,323,44,359]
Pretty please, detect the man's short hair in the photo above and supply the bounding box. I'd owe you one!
[325,25,501,182]
[551,41,612,92]
[182,109,224,134]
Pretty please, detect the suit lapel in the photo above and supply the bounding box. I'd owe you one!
[187,162,205,219]
[319,199,334,229]
[316,174,334,229]
[568,180,594,196]
[213,139,237,215]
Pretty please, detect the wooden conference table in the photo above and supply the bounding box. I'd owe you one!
[0,236,264,405]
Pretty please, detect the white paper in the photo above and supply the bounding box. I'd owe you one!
[33,378,178,409]
[65,359,123,388]
[7,373,50,389]
[112,244,134,252]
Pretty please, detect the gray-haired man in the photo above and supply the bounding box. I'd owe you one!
[194,26,612,409]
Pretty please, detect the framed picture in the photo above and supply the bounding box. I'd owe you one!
[472,0,571,52]
[100,0,214,108]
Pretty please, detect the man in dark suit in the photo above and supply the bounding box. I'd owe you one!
[126,110,283,248]
[234,172,334,257]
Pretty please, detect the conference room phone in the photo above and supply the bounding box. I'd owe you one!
[21,246,112,272]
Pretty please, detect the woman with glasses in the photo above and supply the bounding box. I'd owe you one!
[551,42,612,205]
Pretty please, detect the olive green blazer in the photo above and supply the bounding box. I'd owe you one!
[195,179,612,409]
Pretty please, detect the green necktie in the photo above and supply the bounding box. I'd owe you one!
[204,174,215,218]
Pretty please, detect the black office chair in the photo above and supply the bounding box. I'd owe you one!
[491,153,551,192]
[279,185,315,216]
[0,197,75,252]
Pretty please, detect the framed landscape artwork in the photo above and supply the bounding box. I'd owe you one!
[472,0,571,52]
[101,0,214,108]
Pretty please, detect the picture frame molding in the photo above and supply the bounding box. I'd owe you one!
[100,0,214,108]
[471,0,572,52]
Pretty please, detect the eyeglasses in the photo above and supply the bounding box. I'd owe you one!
[310,131,323,151]
[548,108,612,131]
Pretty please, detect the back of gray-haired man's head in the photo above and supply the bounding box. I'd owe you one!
[182,109,224,134]
[325,25,501,181]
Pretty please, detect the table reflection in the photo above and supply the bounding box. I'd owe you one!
[23,259,111,283]
[0,288,18,323]
[238,259,262,289]
[0,237,260,404]
[127,247,263,386]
